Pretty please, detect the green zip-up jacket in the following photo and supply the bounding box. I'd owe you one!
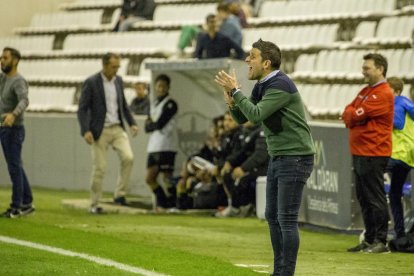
[229,71,315,156]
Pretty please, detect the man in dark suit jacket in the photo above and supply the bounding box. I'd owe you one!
[77,53,139,214]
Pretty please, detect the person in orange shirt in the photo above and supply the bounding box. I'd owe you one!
[342,53,394,254]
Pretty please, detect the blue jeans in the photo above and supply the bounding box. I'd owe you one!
[265,155,314,276]
[0,126,33,209]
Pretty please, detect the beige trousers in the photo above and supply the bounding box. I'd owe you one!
[90,125,134,206]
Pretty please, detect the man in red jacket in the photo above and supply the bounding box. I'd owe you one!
[342,53,394,254]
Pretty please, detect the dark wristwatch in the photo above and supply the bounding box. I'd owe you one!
[230,88,239,97]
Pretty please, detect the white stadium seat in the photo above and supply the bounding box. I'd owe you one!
[28,86,77,112]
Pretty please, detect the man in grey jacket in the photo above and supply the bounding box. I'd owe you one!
[0,47,34,218]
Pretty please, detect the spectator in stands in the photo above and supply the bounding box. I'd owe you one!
[194,14,245,60]
[216,121,268,217]
[217,3,243,47]
[387,77,414,239]
[342,53,394,253]
[0,47,35,218]
[223,0,249,28]
[116,0,156,32]
[129,81,150,115]
[215,39,315,276]
[145,74,178,211]
[77,53,139,214]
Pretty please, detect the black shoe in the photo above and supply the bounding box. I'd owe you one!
[21,205,35,216]
[2,208,22,218]
[363,242,390,254]
[154,187,168,208]
[114,196,128,206]
[347,241,372,252]
[89,206,105,214]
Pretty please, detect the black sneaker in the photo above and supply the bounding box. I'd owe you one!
[2,208,22,218]
[89,206,105,214]
[113,196,128,206]
[363,242,390,254]
[347,241,372,252]
[21,205,35,216]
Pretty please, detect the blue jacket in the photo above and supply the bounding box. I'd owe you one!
[219,15,242,46]
[77,72,136,140]
[194,32,245,60]
[393,95,414,130]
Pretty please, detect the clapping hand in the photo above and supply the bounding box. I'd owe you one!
[215,69,240,108]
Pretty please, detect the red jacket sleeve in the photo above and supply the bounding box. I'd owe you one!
[342,87,392,128]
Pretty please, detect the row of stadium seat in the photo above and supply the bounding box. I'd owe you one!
[243,24,339,51]
[26,86,139,113]
[133,3,217,29]
[60,0,200,10]
[15,3,217,34]
[61,0,122,10]
[0,35,54,53]
[250,0,396,24]
[14,9,120,34]
[265,0,395,19]
[16,0,407,35]
[63,30,181,56]
[298,83,412,118]
[26,79,149,113]
[353,15,414,45]
[19,59,127,83]
[292,48,414,80]
[18,56,162,85]
[27,86,78,112]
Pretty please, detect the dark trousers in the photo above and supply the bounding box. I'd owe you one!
[223,172,257,208]
[0,126,32,209]
[265,155,314,276]
[353,155,389,244]
[388,158,411,238]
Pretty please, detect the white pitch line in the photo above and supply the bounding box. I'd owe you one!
[235,264,270,268]
[252,270,269,274]
[0,235,167,276]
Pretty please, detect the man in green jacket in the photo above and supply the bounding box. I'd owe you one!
[215,39,315,276]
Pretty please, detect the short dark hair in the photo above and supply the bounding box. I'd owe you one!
[3,47,21,61]
[363,53,388,77]
[388,76,404,95]
[252,39,281,70]
[206,14,216,23]
[155,74,170,86]
[102,52,120,66]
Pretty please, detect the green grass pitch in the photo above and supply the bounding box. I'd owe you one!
[0,187,412,275]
